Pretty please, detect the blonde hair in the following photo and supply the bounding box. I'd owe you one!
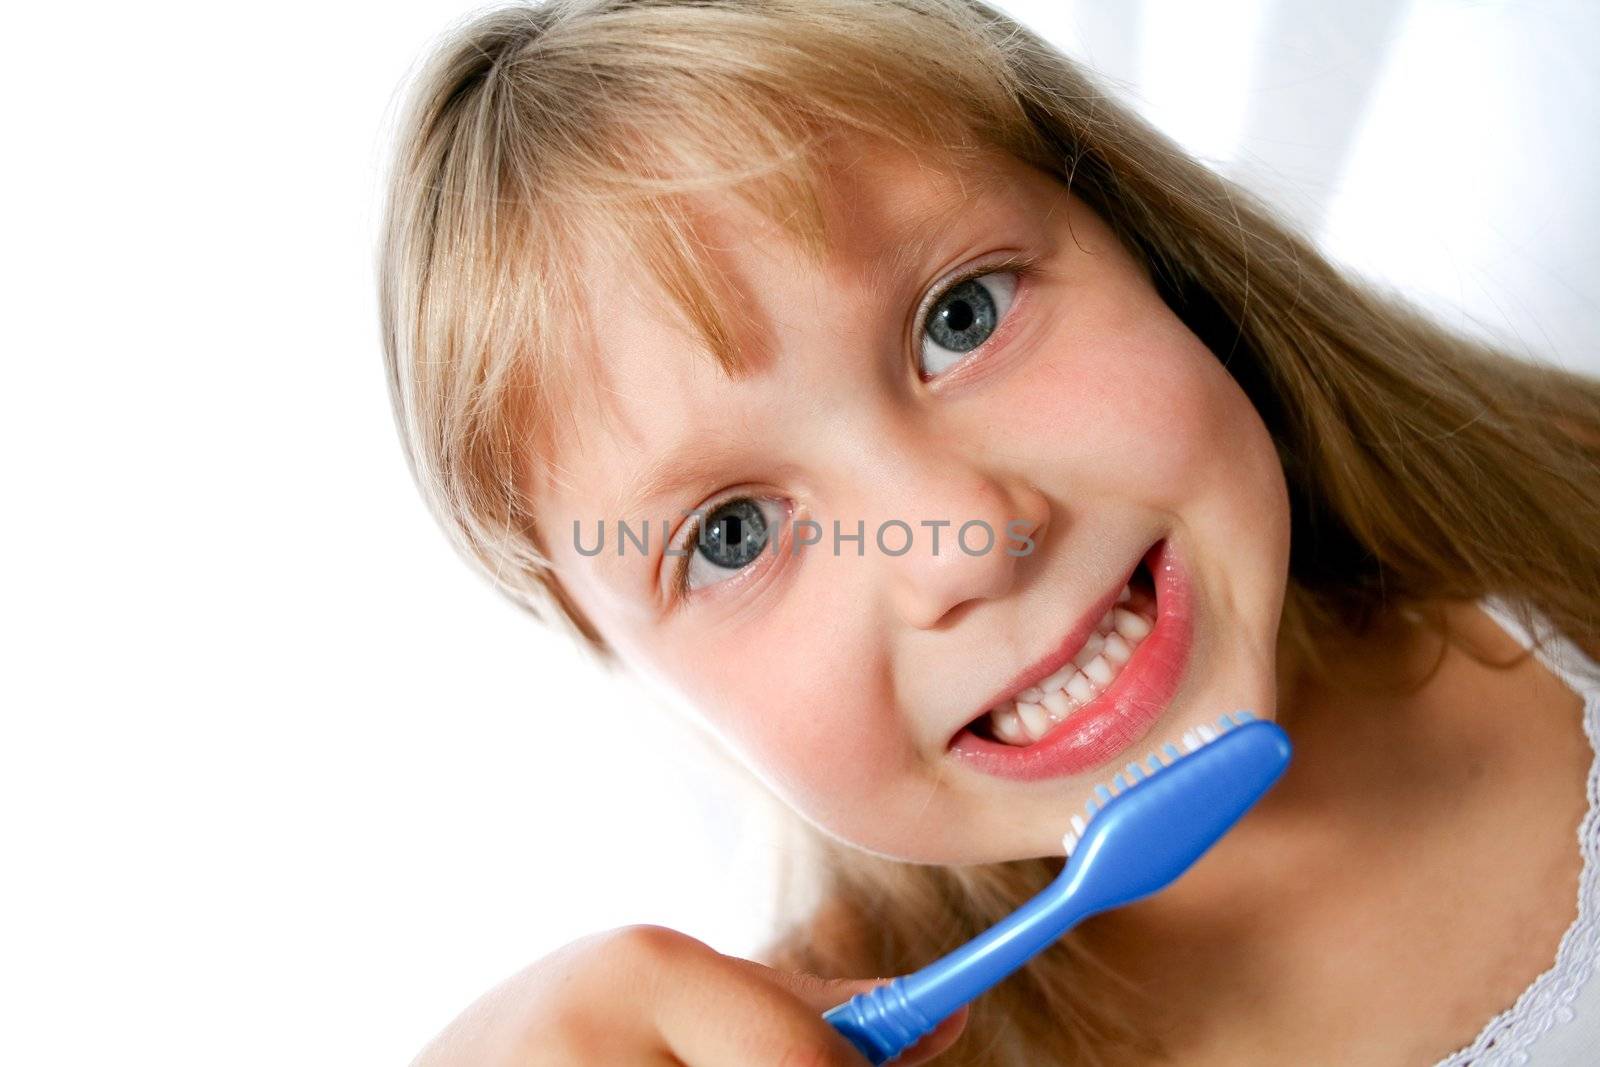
[376,1,1600,1061]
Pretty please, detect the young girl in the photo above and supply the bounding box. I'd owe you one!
[377,1,1600,1062]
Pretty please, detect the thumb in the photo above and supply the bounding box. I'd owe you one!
[721,957,970,1065]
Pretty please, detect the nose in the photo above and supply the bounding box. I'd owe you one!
[861,457,1050,631]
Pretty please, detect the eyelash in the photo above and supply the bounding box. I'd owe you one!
[914,251,1039,377]
[670,497,785,601]
[671,512,705,600]
[667,252,1040,603]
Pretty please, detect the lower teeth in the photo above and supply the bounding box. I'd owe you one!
[981,579,1156,746]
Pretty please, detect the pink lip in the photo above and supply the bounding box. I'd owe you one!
[948,536,1193,781]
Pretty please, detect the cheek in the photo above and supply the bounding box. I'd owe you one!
[998,290,1292,649]
[662,578,906,818]
[1003,295,1271,512]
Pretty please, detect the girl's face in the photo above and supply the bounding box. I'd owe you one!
[531,135,1292,864]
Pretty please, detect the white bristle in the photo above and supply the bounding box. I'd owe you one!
[1063,711,1261,862]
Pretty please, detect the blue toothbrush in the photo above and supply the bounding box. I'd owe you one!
[823,710,1291,1064]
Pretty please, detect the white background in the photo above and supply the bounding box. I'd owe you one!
[4,2,1596,1064]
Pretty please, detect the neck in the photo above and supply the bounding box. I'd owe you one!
[1072,597,1464,1017]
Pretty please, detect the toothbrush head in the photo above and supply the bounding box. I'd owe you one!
[1061,710,1270,857]
[1056,716,1292,927]
[1054,710,1290,916]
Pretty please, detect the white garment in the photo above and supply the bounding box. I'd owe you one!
[1430,597,1600,1066]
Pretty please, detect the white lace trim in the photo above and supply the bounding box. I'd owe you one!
[1431,597,1600,1066]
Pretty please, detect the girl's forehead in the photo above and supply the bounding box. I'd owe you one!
[580,133,1027,295]
[569,135,1038,360]
[535,136,1056,512]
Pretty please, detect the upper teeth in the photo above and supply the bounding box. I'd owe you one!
[987,585,1154,747]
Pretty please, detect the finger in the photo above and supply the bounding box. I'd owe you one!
[639,937,873,1066]
[893,1004,969,1065]
[720,956,970,1064]
[718,955,888,1013]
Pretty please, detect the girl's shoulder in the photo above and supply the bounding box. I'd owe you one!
[1427,595,1600,1066]
[1575,633,1600,664]
[1473,595,1600,695]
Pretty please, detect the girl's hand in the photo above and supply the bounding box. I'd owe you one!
[410,924,969,1066]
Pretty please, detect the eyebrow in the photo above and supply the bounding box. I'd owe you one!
[868,164,1015,299]
[593,438,739,590]
[602,445,727,524]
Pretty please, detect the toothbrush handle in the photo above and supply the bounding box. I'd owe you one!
[822,977,933,1065]
[823,879,1087,1063]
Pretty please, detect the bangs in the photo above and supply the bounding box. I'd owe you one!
[525,10,1031,388]
[546,124,849,395]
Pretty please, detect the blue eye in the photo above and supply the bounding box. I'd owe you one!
[671,496,787,597]
[919,269,1020,377]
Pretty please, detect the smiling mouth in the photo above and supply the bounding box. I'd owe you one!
[964,559,1157,745]
[947,536,1195,781]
